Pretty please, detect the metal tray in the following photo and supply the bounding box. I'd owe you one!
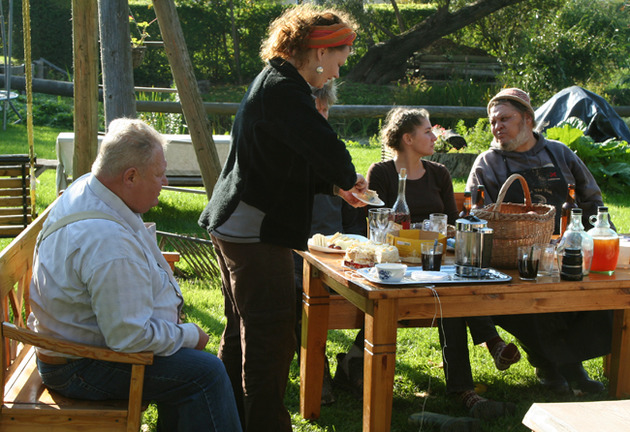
[357,265,512,286]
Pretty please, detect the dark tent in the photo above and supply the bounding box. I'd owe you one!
[534,86,630,143]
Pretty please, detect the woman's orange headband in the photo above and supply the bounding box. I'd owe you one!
[306,23,356,49]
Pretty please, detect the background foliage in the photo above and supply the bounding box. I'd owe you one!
[452,0,630,102]
[547,119,630,194]
[5,0,630,107]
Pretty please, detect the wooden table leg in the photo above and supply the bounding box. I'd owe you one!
[608,309,630,398]
[362,298,398,432]
[300,260,330,420]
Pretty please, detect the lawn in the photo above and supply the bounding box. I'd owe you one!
[2,123,629,432]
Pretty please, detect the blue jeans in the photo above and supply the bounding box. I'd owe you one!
[37,348,242,432]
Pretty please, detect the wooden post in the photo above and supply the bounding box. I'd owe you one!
[98,0,136,128]
[152,0,222,198]
[72,0,100,180]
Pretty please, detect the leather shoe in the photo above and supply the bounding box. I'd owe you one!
[535,366,570,394]
[560,362,605,394]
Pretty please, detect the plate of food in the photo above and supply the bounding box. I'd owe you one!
[352,189,384,206]
[308,233,368,254]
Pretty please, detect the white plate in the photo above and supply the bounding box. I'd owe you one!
[410,271,450,281]
[352,192,385,207]
[307,234,369,254]
[357,267,413,285]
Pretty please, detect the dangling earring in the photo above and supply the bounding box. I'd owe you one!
[316,66,324,74]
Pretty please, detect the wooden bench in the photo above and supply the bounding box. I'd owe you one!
[0,155,35,238]
[0,199,162,432]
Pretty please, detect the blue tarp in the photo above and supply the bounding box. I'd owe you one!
[534,86,630,143]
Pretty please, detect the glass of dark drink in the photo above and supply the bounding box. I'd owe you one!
[517,244,541,280]
[421,242,443,271]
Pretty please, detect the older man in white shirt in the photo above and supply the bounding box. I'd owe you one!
[28,118,242,432]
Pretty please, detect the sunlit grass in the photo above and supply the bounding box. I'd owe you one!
[2,124,628,432]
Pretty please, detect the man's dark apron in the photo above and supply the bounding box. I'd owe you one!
[502,148,566,234]
[496,148,612,365]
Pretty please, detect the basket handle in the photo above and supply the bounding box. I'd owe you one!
[492,173,532,211]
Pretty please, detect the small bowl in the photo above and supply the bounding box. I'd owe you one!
[375,263,407,282]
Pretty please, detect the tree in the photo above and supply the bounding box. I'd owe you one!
[346,0,528,84]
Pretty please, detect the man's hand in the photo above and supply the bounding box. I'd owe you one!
[338,174,368,208]
[194,324,210,350]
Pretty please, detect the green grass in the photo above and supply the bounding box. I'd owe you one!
[1,123,64,159]
[2,124,630,431]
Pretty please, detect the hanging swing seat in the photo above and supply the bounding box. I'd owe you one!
[0,154,34,238]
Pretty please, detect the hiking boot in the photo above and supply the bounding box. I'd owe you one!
[536,366,570,394]
[560,362,605,394]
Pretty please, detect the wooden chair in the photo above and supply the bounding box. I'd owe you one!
[0,199,154,432]
[0,154,35,238]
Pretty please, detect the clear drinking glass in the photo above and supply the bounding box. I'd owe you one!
[421,242,443,271]
[429,213,448,237]
[369,208,391,243]
[376,208,392,243]
[368,208,381,241]
[538,243,557,277]
[517,244,541,280]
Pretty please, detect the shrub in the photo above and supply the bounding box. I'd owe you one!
[546,119,630,194]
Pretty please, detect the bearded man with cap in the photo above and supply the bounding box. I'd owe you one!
[465,88,612,395]
[467,87,605,233]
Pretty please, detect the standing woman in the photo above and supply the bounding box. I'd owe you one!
[367,107,459,224]
[198,5,366,431]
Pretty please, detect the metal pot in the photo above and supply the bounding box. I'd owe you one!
[455,215,493,278]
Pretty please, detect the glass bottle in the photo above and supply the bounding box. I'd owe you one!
[559,183,578,237]
[459,191,472,218]
[587,206,619,275]
[556,208,593,276]
[472,185,485,211]
[391,168,411,229]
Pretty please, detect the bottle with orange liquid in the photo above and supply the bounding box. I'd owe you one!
[471,185,485,212]
[459,191,472,218]
[587,206,619,275]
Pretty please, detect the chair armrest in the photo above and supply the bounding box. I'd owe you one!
[2,323,153,365]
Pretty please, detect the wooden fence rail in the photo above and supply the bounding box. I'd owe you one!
[134,100,630,120]
[3,75,630,120]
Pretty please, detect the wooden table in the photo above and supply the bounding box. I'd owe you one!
[522,399,630,431]
[298,250,630,432]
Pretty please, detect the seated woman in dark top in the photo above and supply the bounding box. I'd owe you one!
[336,107,520,420]
[367,107,459,225]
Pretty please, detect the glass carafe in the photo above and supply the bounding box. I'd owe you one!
[587,206,619,275]
[391,168,411,229]
[556,208,593,276]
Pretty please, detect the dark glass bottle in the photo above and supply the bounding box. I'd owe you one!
[391,168,411,229]
[560,183,578,237]
[472,185,485,210]
[459,191,472,218]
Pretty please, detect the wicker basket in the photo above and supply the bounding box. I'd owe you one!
[472,174,555,269]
